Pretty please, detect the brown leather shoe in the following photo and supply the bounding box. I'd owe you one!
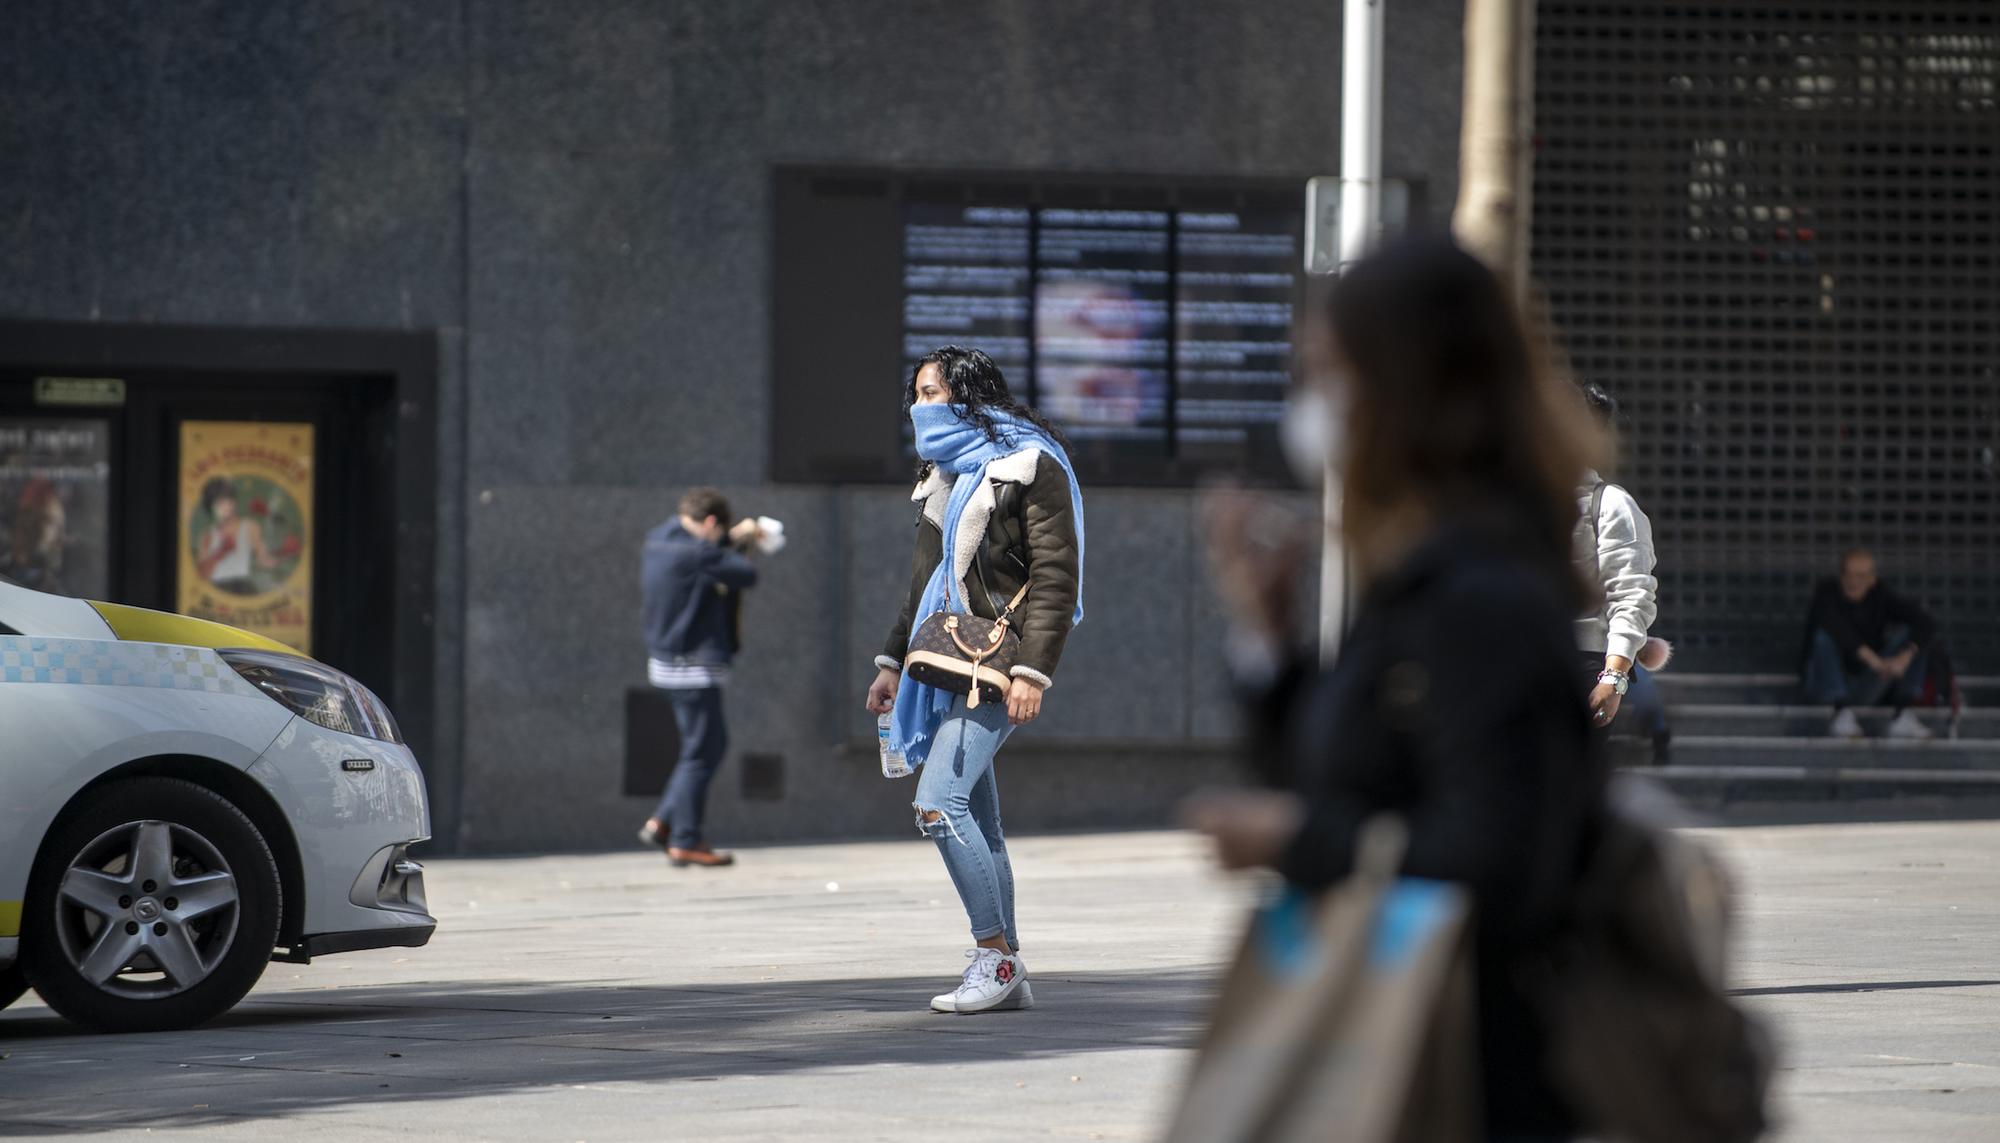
[667,844,736,868]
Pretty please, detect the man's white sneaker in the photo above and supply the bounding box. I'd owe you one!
[930,949,1028,1014]
[1829,708,1864,739]
[1887,709,1936,740]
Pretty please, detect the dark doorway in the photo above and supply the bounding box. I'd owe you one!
[0,320,446,841]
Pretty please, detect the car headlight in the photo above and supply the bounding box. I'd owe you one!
[220,649,403,744]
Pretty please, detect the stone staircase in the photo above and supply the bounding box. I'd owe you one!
[1625,673,2000,809]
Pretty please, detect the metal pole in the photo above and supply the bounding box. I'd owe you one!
[1323,0,1385,661]
[1338,0,1386,269]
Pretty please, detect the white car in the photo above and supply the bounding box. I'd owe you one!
[0,576,433,1031]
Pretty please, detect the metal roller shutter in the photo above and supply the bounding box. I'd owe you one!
[1533,1,2000,671]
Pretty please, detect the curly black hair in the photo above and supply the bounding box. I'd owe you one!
[904,347,1068,479]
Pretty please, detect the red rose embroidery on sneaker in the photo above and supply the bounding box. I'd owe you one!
[996,960,1014,983]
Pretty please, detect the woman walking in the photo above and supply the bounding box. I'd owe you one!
[1192,237,1604,1140]
[865,345,1084,1015]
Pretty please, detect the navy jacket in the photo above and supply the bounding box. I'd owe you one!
[641,519,758,666]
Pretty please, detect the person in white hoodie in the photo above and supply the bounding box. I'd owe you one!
[1575,383,1672,752]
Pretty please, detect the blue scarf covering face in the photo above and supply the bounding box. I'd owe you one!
[891,403,1086,769]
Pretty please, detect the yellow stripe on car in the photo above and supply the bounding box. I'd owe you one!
[0,899,19,938]
[87,602,300,657]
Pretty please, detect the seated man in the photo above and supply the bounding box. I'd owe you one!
[1801,548,1936,739]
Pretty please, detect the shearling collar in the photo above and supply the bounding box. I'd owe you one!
[912,448,1043,525]
[912,449,1044,589]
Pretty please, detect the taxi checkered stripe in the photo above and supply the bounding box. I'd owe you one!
[0,636,242,693]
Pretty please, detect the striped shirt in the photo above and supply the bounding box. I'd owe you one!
[647,658,730,690]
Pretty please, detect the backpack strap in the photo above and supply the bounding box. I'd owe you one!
[1587,480,1607,581]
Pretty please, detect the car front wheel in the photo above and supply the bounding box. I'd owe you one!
[22,777,281,1032]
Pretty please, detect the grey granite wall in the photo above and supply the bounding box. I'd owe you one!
[453,0,1459,852]
[0,2,475,841]
[1,0,1465,852]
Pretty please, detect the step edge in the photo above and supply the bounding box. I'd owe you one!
[1673,735,2000,749]
[1658,674,2000,685]
[1633,765,2000,784]
[1669,704,1978,718]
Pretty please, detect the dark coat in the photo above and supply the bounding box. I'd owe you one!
[881,453,1080,684]
[1802,577,1937,672]
[641,518,758,666]
[1247,517,1601,1136]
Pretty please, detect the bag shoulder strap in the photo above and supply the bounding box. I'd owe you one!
[1588,480,1607,582]
[1001,581,1029,619]
[979,475,1032,623]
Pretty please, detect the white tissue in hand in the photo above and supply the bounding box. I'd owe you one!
[754,516,787,555]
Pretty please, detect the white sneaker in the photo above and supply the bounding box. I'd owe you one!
[930,949,1029,1014]
[930,980,1034,1014]
[1887,709,1936,740]
[1829,708,1864,739]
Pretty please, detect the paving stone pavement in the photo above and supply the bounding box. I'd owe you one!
[2,822,1999,1141]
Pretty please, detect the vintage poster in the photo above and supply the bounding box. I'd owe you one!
[176,421,314,653]
[0,418,112,598]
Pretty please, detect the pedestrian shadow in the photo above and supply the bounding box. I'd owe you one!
[0,969,1217,1134]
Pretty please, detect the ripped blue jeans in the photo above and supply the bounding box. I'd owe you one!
[913,695,1018,949]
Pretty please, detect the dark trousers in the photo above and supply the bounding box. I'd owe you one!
[1802,626,1925,710]
[652,686,728,848]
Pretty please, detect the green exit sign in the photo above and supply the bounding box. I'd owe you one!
[35,376,127,407]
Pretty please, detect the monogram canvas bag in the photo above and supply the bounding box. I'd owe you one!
[904,583,1029,708]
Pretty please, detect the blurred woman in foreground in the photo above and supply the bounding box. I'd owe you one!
[1191,236,1604,1141]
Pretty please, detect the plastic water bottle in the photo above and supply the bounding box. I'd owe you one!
[878,712,912,778]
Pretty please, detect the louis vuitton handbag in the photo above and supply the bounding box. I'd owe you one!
[903,583,1029,709]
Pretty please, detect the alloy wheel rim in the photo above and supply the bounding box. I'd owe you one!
[52,819,241,1000]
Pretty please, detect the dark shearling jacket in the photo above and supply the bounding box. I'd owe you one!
[880,451,1080,686]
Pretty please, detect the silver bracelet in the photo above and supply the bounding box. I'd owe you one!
[1596,669,1631,696]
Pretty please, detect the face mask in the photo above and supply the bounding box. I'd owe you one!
[1280,381,1348,488]
[909,402,971,463]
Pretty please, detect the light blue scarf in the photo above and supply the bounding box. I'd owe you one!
[891,404,1086,769]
